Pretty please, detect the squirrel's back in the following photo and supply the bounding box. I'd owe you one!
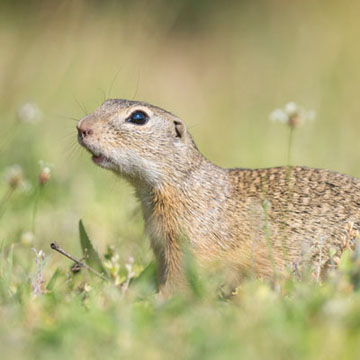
[223,166,360,277]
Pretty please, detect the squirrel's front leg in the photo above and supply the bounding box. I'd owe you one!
[152,240,186,297]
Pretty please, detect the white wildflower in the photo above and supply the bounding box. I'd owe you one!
[104,252,122,284]
[17,102,42,124]
[21,231,35,245]
[269,109,288,123]
[284,101,298,116]
[269,102,316,128]
[121,256,136,295]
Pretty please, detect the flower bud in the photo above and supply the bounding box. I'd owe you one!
[39,167,51,185]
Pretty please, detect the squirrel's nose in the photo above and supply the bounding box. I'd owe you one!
[77,121,94,139]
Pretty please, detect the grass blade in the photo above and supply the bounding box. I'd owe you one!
[46,268,61,291]
[79,220,107,276]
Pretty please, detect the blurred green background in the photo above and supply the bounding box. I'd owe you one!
[2,0,360,254]
[1,1,360,359]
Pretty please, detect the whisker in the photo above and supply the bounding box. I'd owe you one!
[131,68,142,101]
[96,87,107,105]
[60,115,81,122]
[74,97,88,116]
[187,123,202,130]
[61,131,77,142]
[69,145,82,163]
[63,137,81,162]
[108,68,122,99]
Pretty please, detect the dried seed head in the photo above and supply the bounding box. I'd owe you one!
[38,161,53,185]
[4,164,24,189]
[269,102,315,129]
[39,167,51,185]
[288,115,301,128]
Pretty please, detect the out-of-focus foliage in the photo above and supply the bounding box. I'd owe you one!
[1,0,360,359]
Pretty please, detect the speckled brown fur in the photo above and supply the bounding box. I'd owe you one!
[77,99,360,295]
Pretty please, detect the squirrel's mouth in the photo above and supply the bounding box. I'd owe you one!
[92,154,107,164]
[90,151,113,168]
[79,141,112,168]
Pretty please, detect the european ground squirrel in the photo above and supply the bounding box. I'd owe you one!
[77,99,360,295]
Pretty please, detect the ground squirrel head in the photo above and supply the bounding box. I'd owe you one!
[77,99,200,187]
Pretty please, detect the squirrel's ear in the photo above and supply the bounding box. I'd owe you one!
[173,120,186,139]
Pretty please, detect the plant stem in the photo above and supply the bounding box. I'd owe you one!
[287,126,294,166]
[0,188,15,221]
[31,185,41,234]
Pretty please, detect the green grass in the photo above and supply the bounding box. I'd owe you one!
[2,1,360,359]
[2,238,360,360]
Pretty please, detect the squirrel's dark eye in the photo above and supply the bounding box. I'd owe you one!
[127,111,148,125]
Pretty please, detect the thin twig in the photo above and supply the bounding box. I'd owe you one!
[50,242,108,281]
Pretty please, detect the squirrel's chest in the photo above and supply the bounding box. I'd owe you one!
[140,189,185,249]
[138,185,233,251]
